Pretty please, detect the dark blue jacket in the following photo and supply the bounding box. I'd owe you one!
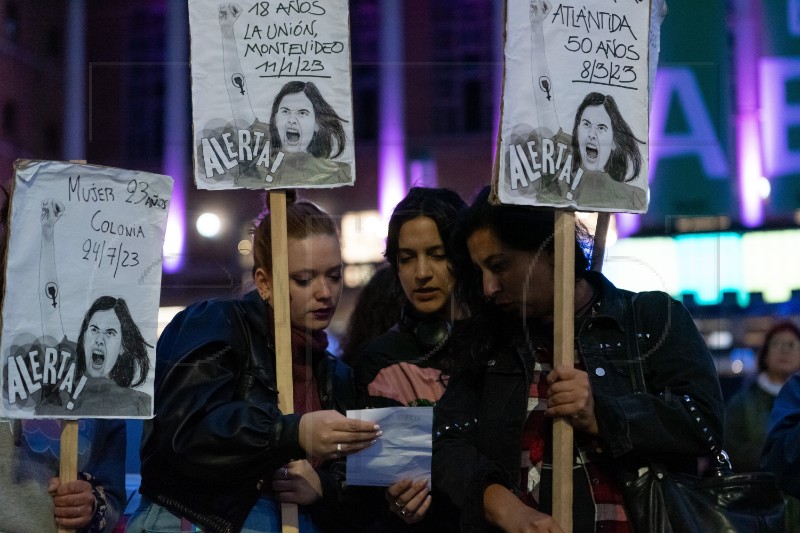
[432,272,724,532]
[138,290,358,533]
[762,373,800,499]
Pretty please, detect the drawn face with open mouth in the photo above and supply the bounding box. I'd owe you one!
[82,309,122,378]
[277,91,317,153]
[578,104,614,172]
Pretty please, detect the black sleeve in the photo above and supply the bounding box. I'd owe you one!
[761,374,800,498]
[593,292,725,459]
[433,363,505,532]
[153,300,303,483]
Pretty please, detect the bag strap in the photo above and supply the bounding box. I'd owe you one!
[624,294,732,475]
[680,395,733,474]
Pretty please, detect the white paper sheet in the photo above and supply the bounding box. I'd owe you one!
[345,407,432,487]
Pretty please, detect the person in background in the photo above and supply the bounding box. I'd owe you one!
[127,192,380,533]
[762,371,800,532]
[725,321,800,473]
[0,186,127,533]
[340,265,402,368]
[433,186,724,532]
[354,187,467,530]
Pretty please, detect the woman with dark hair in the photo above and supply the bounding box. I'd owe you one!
[353,187,466,529]
[269,80,347,161]
[76,296,150,389]
[127,192,380,533]
[570,92,645,183]
[340,265,402,367]
[37,200,152,416]
[217,4,351,186]
[56,295,152,416]
[433,186,723,532]
[725,321,800,473]
[514,0,647,211]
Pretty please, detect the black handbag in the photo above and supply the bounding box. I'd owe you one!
[621,296,787,533]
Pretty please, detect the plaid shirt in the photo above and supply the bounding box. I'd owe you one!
[519,342,631,532]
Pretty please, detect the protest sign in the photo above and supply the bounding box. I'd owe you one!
[0,160,172,419]
[496,0,651,213]
[189,0,355,190]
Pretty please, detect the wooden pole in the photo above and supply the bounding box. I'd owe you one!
[57,420,79,533]
[269,191,299,533]
[552,211,575,532]
[57,158,86,533]
[591,213,611,272]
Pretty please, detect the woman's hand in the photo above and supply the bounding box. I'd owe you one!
[529,0,552,25]
[545,365,599,436]
[298,410,381,461]
[484,483,564,533]
[218,3,242,29]
[48,477,96,530]
[41,199,64,240]
[271,460,322,506]
[386,478,431,525]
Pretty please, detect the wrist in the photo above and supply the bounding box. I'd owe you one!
[77,472,107,533]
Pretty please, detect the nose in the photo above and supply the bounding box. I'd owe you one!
[314,279,332,300]
[483,272,501,299]
[415,257,433,280]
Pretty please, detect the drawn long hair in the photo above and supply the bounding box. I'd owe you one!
[269,81,348,160]
[571,92,645,183]
[76,296,151,388]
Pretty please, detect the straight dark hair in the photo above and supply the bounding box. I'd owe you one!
[452,186,592,311]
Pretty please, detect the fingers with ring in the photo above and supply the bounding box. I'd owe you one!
[282,467,289,478]
[400,508,412,517]
[394,499,405,509]
[336,442,343,456]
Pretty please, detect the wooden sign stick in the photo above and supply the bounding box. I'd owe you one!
[552,211,575,532]
[57,419,79,533]
[269,191,300,533]
[591,213,611,273]
[58,158,86,533]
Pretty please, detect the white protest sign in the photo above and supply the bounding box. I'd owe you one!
[497,0,650,213]
[0,160,172,419]
[189,0,355,190]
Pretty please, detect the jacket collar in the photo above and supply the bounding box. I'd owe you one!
[240,289,272,340]
[582,271,628,333]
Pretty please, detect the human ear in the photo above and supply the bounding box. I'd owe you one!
[254,267,273,305]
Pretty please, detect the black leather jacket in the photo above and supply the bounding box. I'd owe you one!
[432,272,724,532]
[138,290,358,533]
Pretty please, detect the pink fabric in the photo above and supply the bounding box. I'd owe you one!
[367,362,446,405]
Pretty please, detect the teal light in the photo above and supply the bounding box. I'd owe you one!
[674,233,744,305]
[742,230,800,303]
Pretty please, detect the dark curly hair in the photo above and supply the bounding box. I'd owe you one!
[76,296,151,388]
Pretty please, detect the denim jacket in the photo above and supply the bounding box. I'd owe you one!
[432,272,724,532]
